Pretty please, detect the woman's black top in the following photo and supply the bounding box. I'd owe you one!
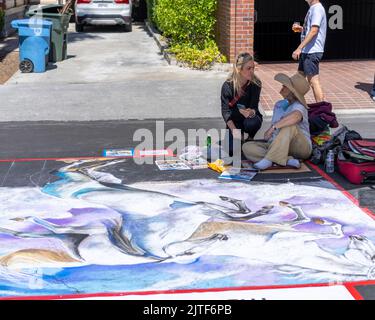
[221,80,262,124]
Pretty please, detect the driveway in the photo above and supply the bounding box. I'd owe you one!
[0,23,228,121]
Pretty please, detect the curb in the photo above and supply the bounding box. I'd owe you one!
[262,107,375,117]
[144,20,177,66]
[0,36,19,57]
[326,108,375,115]
[145,20,231,72]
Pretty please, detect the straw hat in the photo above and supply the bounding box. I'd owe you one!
[274,73,310,108]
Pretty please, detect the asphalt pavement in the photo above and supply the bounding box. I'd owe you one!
[1,114,374,160]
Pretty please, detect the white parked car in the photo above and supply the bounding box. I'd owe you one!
[75,0,133,32]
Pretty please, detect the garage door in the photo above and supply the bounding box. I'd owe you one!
[254,0,375,61]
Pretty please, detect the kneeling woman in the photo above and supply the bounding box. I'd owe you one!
[242,73,312,170]
[221,52,263,153]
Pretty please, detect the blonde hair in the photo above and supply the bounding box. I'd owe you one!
[227,52,262,96]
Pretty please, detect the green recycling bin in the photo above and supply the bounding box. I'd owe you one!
[26,4,72,62]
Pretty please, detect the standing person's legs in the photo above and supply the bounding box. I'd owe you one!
[372,73,375,99]
[298,53,324,102]
[308,74,324,102]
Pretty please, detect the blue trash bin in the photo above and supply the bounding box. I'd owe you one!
[11,19,53,73]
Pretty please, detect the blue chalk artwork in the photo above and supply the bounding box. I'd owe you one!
[0,158,375,298]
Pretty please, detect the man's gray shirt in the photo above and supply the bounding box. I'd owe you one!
[301,2,327,54]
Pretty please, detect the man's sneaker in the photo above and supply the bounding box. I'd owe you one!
[371,89,375,101]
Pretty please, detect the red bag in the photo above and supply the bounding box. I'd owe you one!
[337,158,375,184]
[347,140,375,158]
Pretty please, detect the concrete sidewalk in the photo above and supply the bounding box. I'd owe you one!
[6,24,225,84]
[0,24,227,121]
[0,23,228,121]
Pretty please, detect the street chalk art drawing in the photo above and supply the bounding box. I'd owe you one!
[0,158,375,298]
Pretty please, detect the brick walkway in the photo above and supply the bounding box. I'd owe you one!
[256,60,375,113]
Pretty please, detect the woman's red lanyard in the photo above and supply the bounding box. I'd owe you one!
[228,82,249,108]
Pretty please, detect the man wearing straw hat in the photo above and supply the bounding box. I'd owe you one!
[242,73,312,170]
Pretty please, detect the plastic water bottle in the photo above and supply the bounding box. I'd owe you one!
[325,150,335,173]
[206,135,212,161]
[206,135,211,147]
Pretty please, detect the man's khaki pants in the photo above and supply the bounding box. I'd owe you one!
[242,125,312,166]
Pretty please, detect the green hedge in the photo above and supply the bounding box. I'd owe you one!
[153,0,226,69]
[0,9,5,35]
[154,0,216,48]
[168,40,226,70]
[146,0,156,24]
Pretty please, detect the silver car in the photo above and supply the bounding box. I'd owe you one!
[75,0,133,32]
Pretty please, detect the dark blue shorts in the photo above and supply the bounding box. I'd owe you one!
[298,52,323,76]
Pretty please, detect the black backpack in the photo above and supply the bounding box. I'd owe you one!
[310,126,362,165]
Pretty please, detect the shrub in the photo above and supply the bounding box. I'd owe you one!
[155,0,217,48]
[168,40,227,70]
[146,0,157,24]
[0,9,5,35]
[154,0,226,69]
